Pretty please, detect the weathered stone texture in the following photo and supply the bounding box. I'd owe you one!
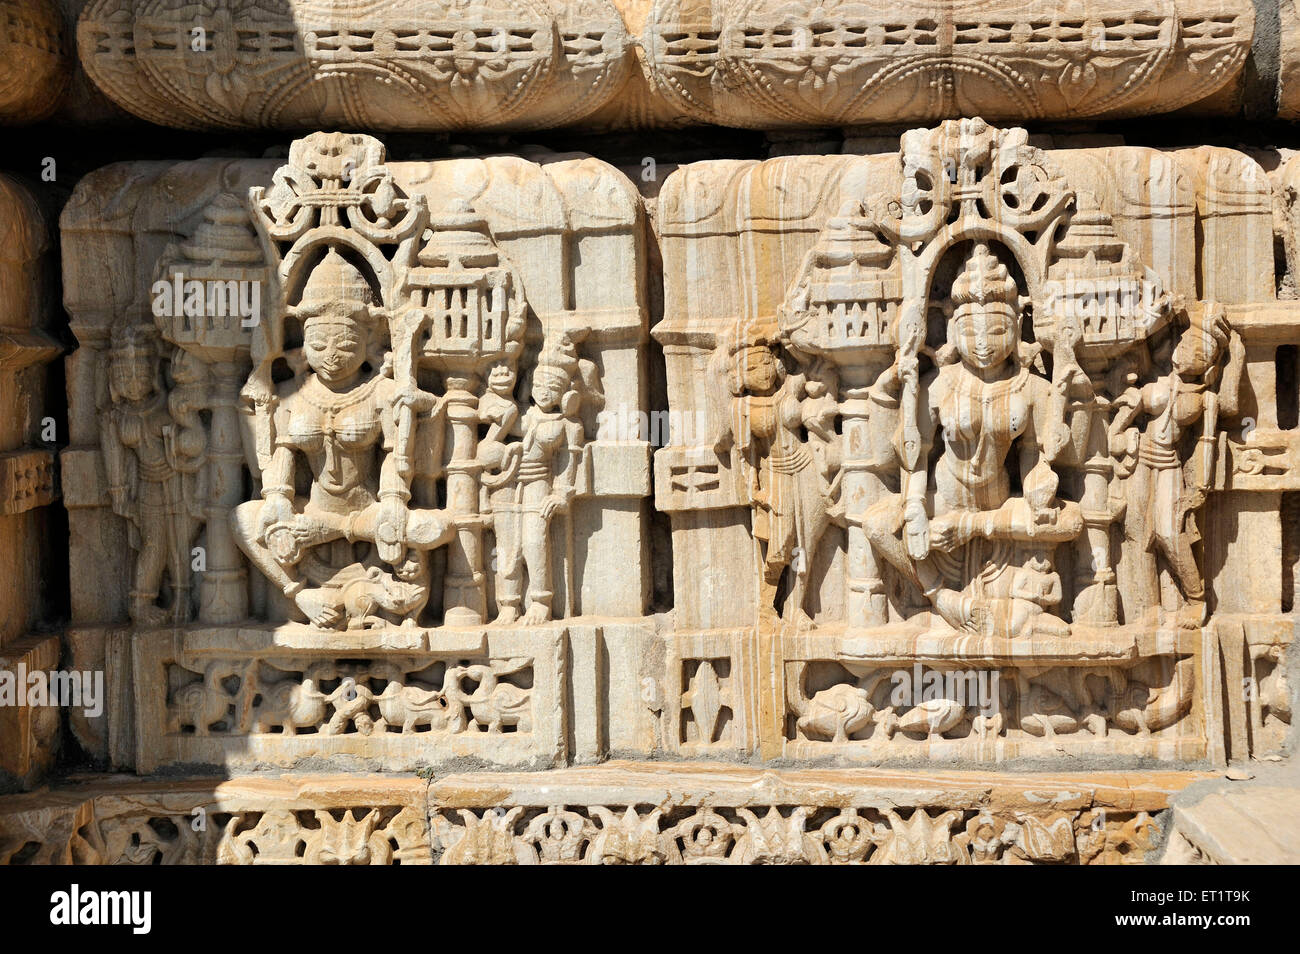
[0,0,1299,869]
[74,0,1260,130]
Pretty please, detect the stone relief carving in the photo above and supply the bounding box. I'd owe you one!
[427,765,1171,865]
[77,0,635,131]
[644,0,1255,128]
[101,325,209,625]
[59,131,651,775]
[24,97,1299,864]
[654,118,1292,766]
[74,0,1256,131]
[712,326,840,628]
[0,171,62,790]
[0,0,68,123]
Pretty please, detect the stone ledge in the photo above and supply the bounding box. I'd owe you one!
[427,761,1212,864]
[0,764,1216,864]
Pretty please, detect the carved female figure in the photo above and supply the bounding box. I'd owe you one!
[483,347,587,625]
[1110,305,1245,628]
[864,243,1082,637]
[232,249,456,628]
[714,330,838,626]
[101,324,207,625]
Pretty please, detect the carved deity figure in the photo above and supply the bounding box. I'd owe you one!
[101,324,208,625]
[865,243,1083,638]
[1110,306,1245,628]
[481,339,600,624]
[232,249,458,629]
[715,331,840,626]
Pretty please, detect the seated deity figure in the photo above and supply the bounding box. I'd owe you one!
[863,243,1083,638]
[101,325,207,625]
[714,330,840,627]
[1109,305,1245,629]
[481,343,596,624]
[232,249,458,629]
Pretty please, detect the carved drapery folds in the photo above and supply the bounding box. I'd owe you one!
[75,0,1255,131]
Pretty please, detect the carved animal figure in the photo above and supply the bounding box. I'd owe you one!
[168,663,243,735]
[376,680,449,733]
[446,661,532,733]
[797,684,875,742]
[248,677,328,735]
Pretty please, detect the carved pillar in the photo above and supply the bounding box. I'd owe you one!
[442,375,486,626]
[839,373,890,628]
[154,193,265,625]
[200,362,249,623]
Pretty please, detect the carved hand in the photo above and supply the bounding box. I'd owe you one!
[540,492,569,522]
[376,495,409,565]
[904,498,930,560]
[393,387,442,416]
[929,514,971,553]
[257,493,295,544]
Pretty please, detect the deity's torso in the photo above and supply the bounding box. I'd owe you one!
[276,373,392,509]
[1139,379,1205,465]
[932,364,1035,510]
[519,407,569,483]
[114,395,174,483]
[739,390,807,469]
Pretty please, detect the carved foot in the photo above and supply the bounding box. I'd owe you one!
[1083,713,1108,737]
[494,605,520,626]
[1177,600,1207,630]
[130,598,169,627]
[294,588,344,629]
[521,603,551,626]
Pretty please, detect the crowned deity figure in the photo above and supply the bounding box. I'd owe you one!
[863,243,1084,638]
[231,249,459,629]
[714,328,840,627]
[101,324,208,625]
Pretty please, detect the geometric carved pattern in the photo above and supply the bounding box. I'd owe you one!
[75,0,1256,130]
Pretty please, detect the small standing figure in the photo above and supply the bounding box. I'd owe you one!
[101,324,207,625]
[483,343,597,624]
[714,330,838,627]
[1110,305,1245,628]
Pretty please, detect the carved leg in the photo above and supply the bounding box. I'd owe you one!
[230,500,299,594]
[1122,466,1162,623]
[521,506,553,625]
[861,495,924,592]
[230,501,342,627]
[131,533,170,626]
[1159,528,1207,629]
[491,509,523,625]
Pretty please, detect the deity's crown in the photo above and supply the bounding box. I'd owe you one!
[725,320,780,358]
[293,248,375,323]
[534,344,576,388]
[951,243,1019,311]
[109,321,159,360]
